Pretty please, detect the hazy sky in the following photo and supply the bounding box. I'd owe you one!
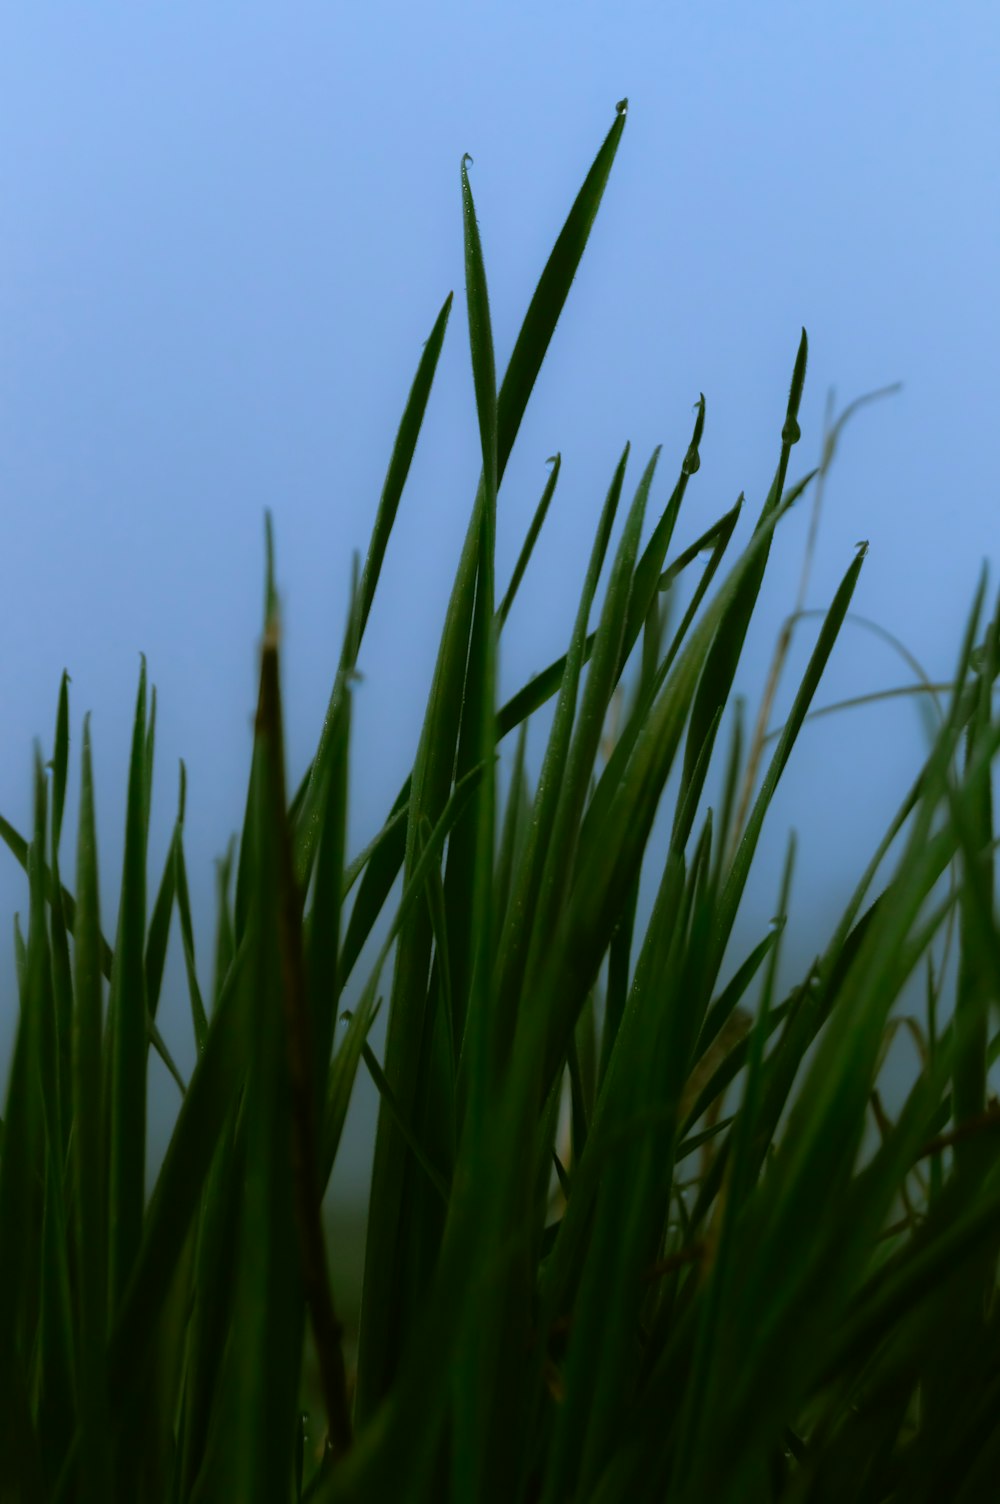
[2,4,998,1191]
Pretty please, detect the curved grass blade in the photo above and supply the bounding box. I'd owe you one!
[495,104,626,482]
[291,293,454,896]
[47,671,73,1165]
[496,455,560,630]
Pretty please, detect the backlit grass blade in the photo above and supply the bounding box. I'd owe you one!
[211,641,306,1501]
[173,796,209,1054]
[712,693,745,892]
[657,499,744,596]
[597,866,639,1087]
[306,558,360,1123]
[416,816,457,1160]
[291,293,454,895]
[107,654,150,1317]
[144,683,156,840]
[337,778,409,988]
[47,671,73,1165]
[71,709,110,1499]
[321,996,381,1190]
[461,152,498,508]
[13,910,26,992]
[438,134,506,1447]
[253,592,352,1470]
[496,455,560,630]
[951,589,999,1177]
[495,102,626,482]
[232,514,278,944]
[211,836,236,1011]
[356,295,455,644]
[490,718,529,965]
[440,148,498,1128]
[340,802,407,900]
[144,763,182,1025]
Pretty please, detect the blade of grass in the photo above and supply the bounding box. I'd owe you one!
[496,455,560,631]
[107,654,150,1318]
[71,710,110,1498]
[292,293,454,896]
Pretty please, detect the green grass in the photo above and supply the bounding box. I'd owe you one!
[3,99,1000,1502]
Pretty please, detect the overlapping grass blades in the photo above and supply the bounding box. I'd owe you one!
[2,100,1000,1503]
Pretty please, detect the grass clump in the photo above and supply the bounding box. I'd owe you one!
[3,101,1000,1503]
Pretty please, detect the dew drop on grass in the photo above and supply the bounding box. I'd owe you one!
[615,97,628,115]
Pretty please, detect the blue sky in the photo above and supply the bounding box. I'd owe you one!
[1,4,998,1190]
